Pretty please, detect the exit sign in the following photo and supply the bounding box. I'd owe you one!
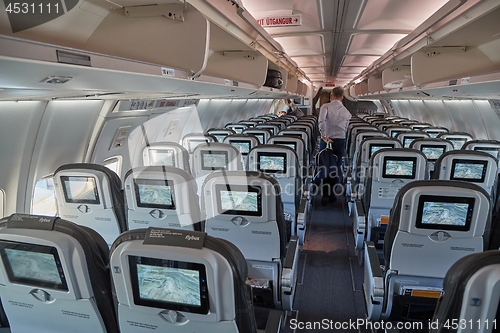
[256,14,302,27]
[325,83,336,87]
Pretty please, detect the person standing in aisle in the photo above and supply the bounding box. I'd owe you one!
[318,87,352,205]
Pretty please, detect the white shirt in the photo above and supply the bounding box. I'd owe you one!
[318,100,351,139]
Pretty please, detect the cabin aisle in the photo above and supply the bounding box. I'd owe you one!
[283,195,375,333]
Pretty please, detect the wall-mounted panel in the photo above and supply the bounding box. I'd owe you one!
[0,101,47,214]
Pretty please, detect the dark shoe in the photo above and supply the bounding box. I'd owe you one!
[321,196,329,206]
[329,196,337,202]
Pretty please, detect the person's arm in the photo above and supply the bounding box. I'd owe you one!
[318,106,332,143]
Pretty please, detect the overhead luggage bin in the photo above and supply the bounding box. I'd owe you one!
[382,66,413,90]
[368,75,383,93]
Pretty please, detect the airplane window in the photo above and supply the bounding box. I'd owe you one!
[32,176,56,216]
[102,155,122,176]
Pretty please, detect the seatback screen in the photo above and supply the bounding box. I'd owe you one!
[426,131,441,138]
[134,179,175,209]
[403,136,420,148]
[230,140,251,154]
[448,138,468,150]
[391,131,402,138]
[259,127,275,135]
[382,156,417,179]
[228,126,243,134]
[188,140,208,153]
[274,141,297,151]
[474,147,500,159]
[257,152,287,173]
[216,184,262,216]
[212,134,227,143]
[149,149,175,166]
[201,150,228,170]
[421,145,446,161]
[61,176,100,204]
[129,256,209,314]
[254,134,265,144]
[369,144,394,158]
[0,241,68,291]
[416,195,474,231]
[451,159,488,182]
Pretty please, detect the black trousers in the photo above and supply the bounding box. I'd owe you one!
[321,138,346,198]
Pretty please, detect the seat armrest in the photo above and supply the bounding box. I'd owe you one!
[363,241,384,321]
[281,236,299,310]
[365,241,383,278]
[263,309,283,333]
[353,200,366,251]
[284,236,299,269]
[354,200,366,230]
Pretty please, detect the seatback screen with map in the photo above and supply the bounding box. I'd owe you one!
[216,184,262,216]
[201,150,228,170]
[212,134,227,143]
[229,140,251,154]
[391,131,403,138]
[149,149,175,166]
[258,152,287,174]
[188,140,208,153]
[448,138,468,150]
[284,133,304,140]
[0,241,68,291]
[382,156,417,179]
[253,134,265,144]
[369,144,394,159]
[474,147,500,159]
[415,195,474,231]
[134,179,175,209]
[258,127,275,135]
[274,141,297,151]
[451,159,488,182]
[403,136,420,148]
[128,256,209,314]
[420,145,446,161]
[61,176,100,205]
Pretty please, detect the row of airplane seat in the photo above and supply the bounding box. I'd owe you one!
[0,214,283,333]
[348,113,500,325]
[45,113,318,315]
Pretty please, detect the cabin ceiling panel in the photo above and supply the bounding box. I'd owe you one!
[347,34,406,55]
[303,68,328,74]
[338,67,366,74]
[292,56,325,68]
[342,55,379,67]
[356,0,450,30]
[240,0,321,32]
[274,35,324,57]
